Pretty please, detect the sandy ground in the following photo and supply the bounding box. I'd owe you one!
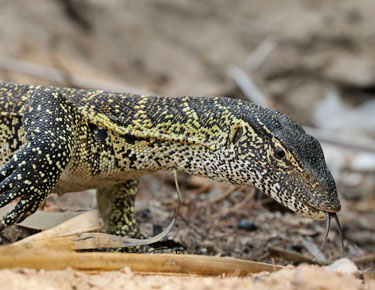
[1,263,374,290]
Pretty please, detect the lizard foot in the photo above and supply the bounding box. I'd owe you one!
[0,143,57,229]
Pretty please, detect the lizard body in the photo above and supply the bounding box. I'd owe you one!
[0,81,340,243]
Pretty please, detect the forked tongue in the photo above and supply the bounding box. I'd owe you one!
[312,212,344,262]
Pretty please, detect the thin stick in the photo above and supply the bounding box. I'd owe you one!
[268,246,329,265]
[206,186,237,204]
[304,126,375,153]
[0,56,145,94]
[246,37,276,71]
[227,66,268,106]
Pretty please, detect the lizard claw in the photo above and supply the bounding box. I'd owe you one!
[0,142,60,228]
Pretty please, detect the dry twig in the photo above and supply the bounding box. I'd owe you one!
[0,211,283,276]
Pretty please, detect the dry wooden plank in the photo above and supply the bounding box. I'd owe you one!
[0,250,283,276]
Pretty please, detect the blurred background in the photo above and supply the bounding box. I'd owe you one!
[0,0,374,267]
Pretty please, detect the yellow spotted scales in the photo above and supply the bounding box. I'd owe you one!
[0,82,341,247]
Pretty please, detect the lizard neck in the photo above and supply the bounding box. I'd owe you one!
[98,95,249,182]
[115,95,242,150]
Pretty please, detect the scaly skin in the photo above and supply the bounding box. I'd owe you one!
[0,81,340,243]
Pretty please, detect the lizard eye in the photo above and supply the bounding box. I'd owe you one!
[274,147,285,159]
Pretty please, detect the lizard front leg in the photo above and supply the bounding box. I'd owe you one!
[0,90,77,229]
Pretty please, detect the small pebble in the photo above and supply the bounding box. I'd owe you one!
[237,220,257,231]
[138,208,152,221]
[152,224,163,235]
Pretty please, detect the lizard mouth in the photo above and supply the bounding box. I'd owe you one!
[302,201,320,213]
[302,200,341,214]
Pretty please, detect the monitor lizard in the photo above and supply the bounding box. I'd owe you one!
[0,81,341,249]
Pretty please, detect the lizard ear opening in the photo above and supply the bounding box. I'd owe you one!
[228,123,244,147]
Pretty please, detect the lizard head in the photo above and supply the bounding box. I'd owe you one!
[222,101,341,220]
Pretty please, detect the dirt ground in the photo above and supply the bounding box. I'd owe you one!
[0,0,374,289]
[1,262,374,290]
